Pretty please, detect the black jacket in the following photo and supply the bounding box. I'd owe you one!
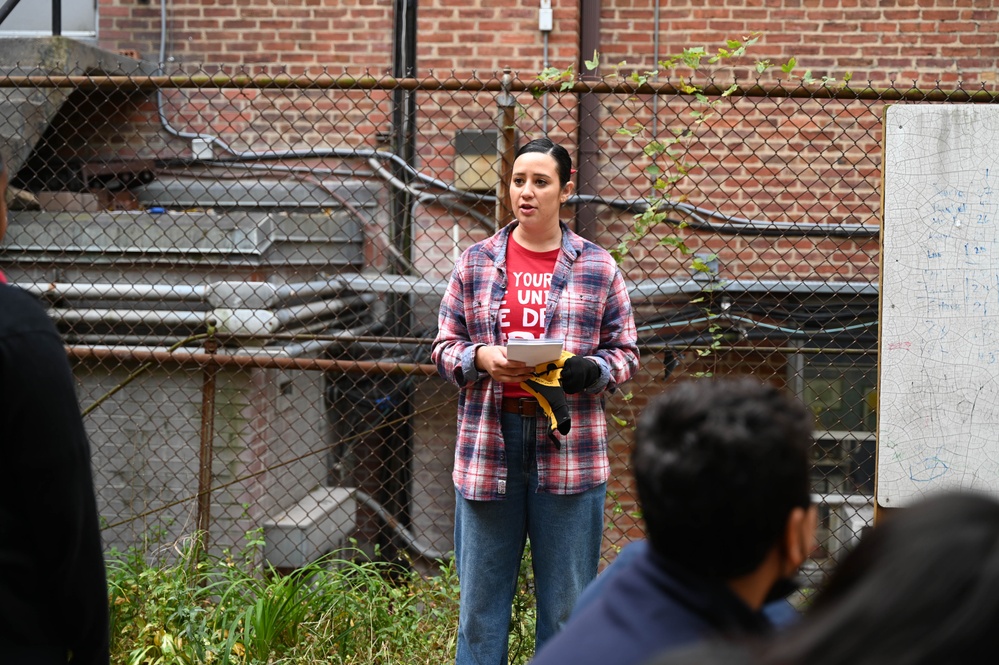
[531,541,770,665]
[0,284,110,664]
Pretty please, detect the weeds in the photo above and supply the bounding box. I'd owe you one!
[106,535,537,664]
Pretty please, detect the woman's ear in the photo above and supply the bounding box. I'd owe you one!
[561,181,576,202]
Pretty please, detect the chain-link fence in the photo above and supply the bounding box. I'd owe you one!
[3,61,957,584]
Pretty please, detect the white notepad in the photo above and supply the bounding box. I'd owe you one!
[506,338,564,365]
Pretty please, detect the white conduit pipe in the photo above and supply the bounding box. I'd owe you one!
[273,277,349,304]
[52,309,208,328]
[273,295,374,328]
[19,282,207,302]
[354,490,448,562]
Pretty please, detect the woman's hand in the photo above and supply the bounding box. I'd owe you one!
[475,345,535,383]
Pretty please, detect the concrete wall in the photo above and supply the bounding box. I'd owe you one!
[82,360,332,558]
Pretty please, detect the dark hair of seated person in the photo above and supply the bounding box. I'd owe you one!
[633,376,813,580]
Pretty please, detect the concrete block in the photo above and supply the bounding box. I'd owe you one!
[263,487,356,569]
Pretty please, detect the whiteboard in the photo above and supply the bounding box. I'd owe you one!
[878,104,999,507]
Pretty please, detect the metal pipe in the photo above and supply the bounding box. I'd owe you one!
[51,0,60,35]
[0,0,23,26]
[28,276,874,320]
[355,490,447,561]
[575,0,603,240]
[542,30,551,133]
[496,68,517,227]
[53,308,206,328]
[19,282,206,302]
[638,341,876,355]
[65,345,439,376]
[273,295,369,328]
[651,0,661,140]
[812,493,873,507]
[273,277,347,303]
[0,72,992,104]
[68,335,212,347]
[366,155,496,233]
[628,277,878,300]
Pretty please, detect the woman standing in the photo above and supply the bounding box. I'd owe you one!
[432,137,640,664]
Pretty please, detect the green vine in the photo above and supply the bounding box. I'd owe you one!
[538,34,848,379]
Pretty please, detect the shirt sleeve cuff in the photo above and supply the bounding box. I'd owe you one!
[461,344,486,383]
[585,356,612,394]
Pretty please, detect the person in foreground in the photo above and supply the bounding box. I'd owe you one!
[653,490,999,665]
[432,137,639,665]
[0,155,111,664]
[530,377,817,665]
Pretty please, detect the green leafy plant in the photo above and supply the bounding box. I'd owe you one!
[537,35,845,379]
[106,534,471,664]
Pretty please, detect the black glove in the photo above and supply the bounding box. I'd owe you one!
[559,355,601,394]
[522,357,572,450]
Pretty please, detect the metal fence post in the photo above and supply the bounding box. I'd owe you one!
[496,68,517,226]
[196,328,219,548]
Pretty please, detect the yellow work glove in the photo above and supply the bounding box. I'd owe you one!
[520,350,574,449]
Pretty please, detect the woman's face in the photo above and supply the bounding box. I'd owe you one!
[510,152,570,231]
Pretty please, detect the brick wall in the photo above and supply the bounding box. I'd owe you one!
[97,0,999,86]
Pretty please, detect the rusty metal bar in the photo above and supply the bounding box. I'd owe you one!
[496,68,517,227]
[0,72,993,103]
[196,336,219,546]
[65,345,439,376]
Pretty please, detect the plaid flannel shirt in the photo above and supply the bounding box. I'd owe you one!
[432,222,639,500]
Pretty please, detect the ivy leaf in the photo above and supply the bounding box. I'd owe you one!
[681,47,706,69]
[643,140,667,157]
[659,236,692,254]
[585,50,600,71]
[539,66,563,81]
[691,256,713,273]
[781,57,796,74]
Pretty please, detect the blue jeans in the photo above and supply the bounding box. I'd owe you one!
[454,411,606,665]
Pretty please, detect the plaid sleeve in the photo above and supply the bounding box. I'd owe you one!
[432,261,475,387]
[595,266,640,391]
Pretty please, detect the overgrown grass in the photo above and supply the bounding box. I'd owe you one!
[107,532,537,664]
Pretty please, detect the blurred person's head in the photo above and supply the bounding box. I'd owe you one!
[761,491,999,665]
[633,377,816,608]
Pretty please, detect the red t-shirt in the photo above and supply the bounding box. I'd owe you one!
[500,236,560,398]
